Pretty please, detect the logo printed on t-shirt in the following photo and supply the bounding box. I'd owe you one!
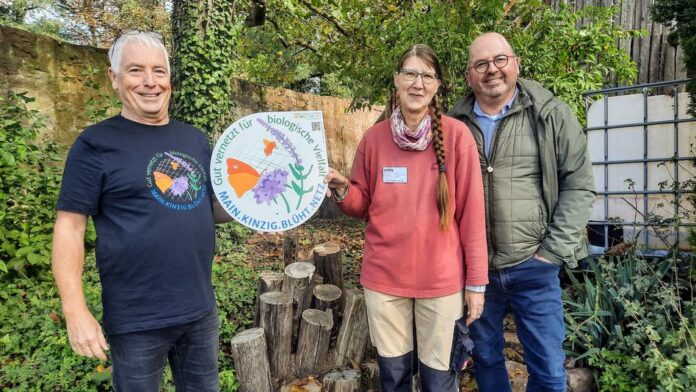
[145,151,207,210]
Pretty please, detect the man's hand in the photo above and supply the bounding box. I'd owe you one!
[534,254,552,264]
[465,290,485,325]
[65,310,109,361]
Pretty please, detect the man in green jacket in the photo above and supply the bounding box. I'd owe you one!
[449,32,595,391]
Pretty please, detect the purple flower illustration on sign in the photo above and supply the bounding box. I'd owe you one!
[257,118,302,165]
[256,118,315,211]
[169,176,190,196]
[252,169,289,206]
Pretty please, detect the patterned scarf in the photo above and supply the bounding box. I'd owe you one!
[390,106,432,151]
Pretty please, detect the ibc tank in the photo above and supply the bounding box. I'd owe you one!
[586,93,695,251]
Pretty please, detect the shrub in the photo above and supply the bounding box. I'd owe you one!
[0,259,110,391]
[0,92,74,278]
[564,254,696,390]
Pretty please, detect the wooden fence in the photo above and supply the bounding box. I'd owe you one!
[549,0,687,85]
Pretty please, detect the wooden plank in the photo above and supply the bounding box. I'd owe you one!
[637,0,653,84]
[619,0,634,57]
[649,23,664,83]
[663,38,676,82]
[630,0,643,76]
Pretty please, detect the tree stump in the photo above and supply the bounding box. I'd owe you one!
[259,291,293,380]
[335,289,369,367]
[282,262,316,351]
[313,284,342,311]
[254,271,284,327]
[296,309,333,377]
[230,328,273,392]
[282,230,299,266]
[313,283,342,344]
[322,369,361,392]
[313,242,344,292]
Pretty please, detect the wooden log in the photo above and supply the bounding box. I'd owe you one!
[259,291,293,380]
[313,284,342,311]
[313,242,344,291]
[322,369,361,392]
[282,230,299,266]
[230,328,273,392]
[313,283,342,344]
[254,271,284,327]
[282,262,316,351]
[334,289,370,367]
[296,309,333,377]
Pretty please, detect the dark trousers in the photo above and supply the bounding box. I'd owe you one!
[108,310,220,392]
[470,258,566,392]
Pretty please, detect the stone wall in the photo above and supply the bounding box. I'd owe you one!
[0,25,382,174]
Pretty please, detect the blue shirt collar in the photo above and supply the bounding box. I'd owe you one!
[473,88,519,120]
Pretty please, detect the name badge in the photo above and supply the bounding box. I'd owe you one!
[383,167,407,183]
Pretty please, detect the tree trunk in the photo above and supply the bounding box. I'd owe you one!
[254,271,284,327]
[258,291,293,380]
[322,369,361,392]
[171,0,237,134]
[334,289,369,367]
[282,230,299,266]
[230,328,273,392]
[282,262,316,351]
[296,309,333,377]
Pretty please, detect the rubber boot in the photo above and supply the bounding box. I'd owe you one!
[418,361,458,392]
[377,352,413,392]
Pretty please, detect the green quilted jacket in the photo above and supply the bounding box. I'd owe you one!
[449,79,595,269]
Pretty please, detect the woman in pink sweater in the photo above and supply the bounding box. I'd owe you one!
[324,45,488,391]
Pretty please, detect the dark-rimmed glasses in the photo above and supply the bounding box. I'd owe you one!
[399,69,439,85]
[470,55,516,74]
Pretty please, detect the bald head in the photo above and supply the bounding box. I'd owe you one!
[469,32,515,61]
[465,32,520,114]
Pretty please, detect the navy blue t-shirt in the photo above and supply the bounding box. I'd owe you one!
[57,115,216,335]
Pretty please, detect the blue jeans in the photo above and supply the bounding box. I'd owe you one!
[470,258,566,392]
[108,310,220,392]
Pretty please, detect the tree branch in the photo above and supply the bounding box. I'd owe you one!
[267,17,317,53]
[297,0,349,37]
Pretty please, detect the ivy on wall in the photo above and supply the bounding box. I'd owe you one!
[170,0,241,136]
[653,0,696,115]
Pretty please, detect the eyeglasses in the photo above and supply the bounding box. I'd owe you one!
[399,69,439,85]
[470,55,516,74]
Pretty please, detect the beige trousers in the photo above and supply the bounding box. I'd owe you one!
[364,288,464,371]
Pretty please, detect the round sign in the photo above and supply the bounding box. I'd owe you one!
[211,111,329,232]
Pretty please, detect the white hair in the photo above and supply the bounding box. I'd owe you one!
[108,32,170,74]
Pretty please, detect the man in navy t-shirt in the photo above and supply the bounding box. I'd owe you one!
[52,31,229,391]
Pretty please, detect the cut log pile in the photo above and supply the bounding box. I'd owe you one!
[230,241,369,391]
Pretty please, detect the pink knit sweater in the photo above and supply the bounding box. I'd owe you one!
[339,115,488,298]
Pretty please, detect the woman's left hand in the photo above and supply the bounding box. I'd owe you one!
[465,290,485,325]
